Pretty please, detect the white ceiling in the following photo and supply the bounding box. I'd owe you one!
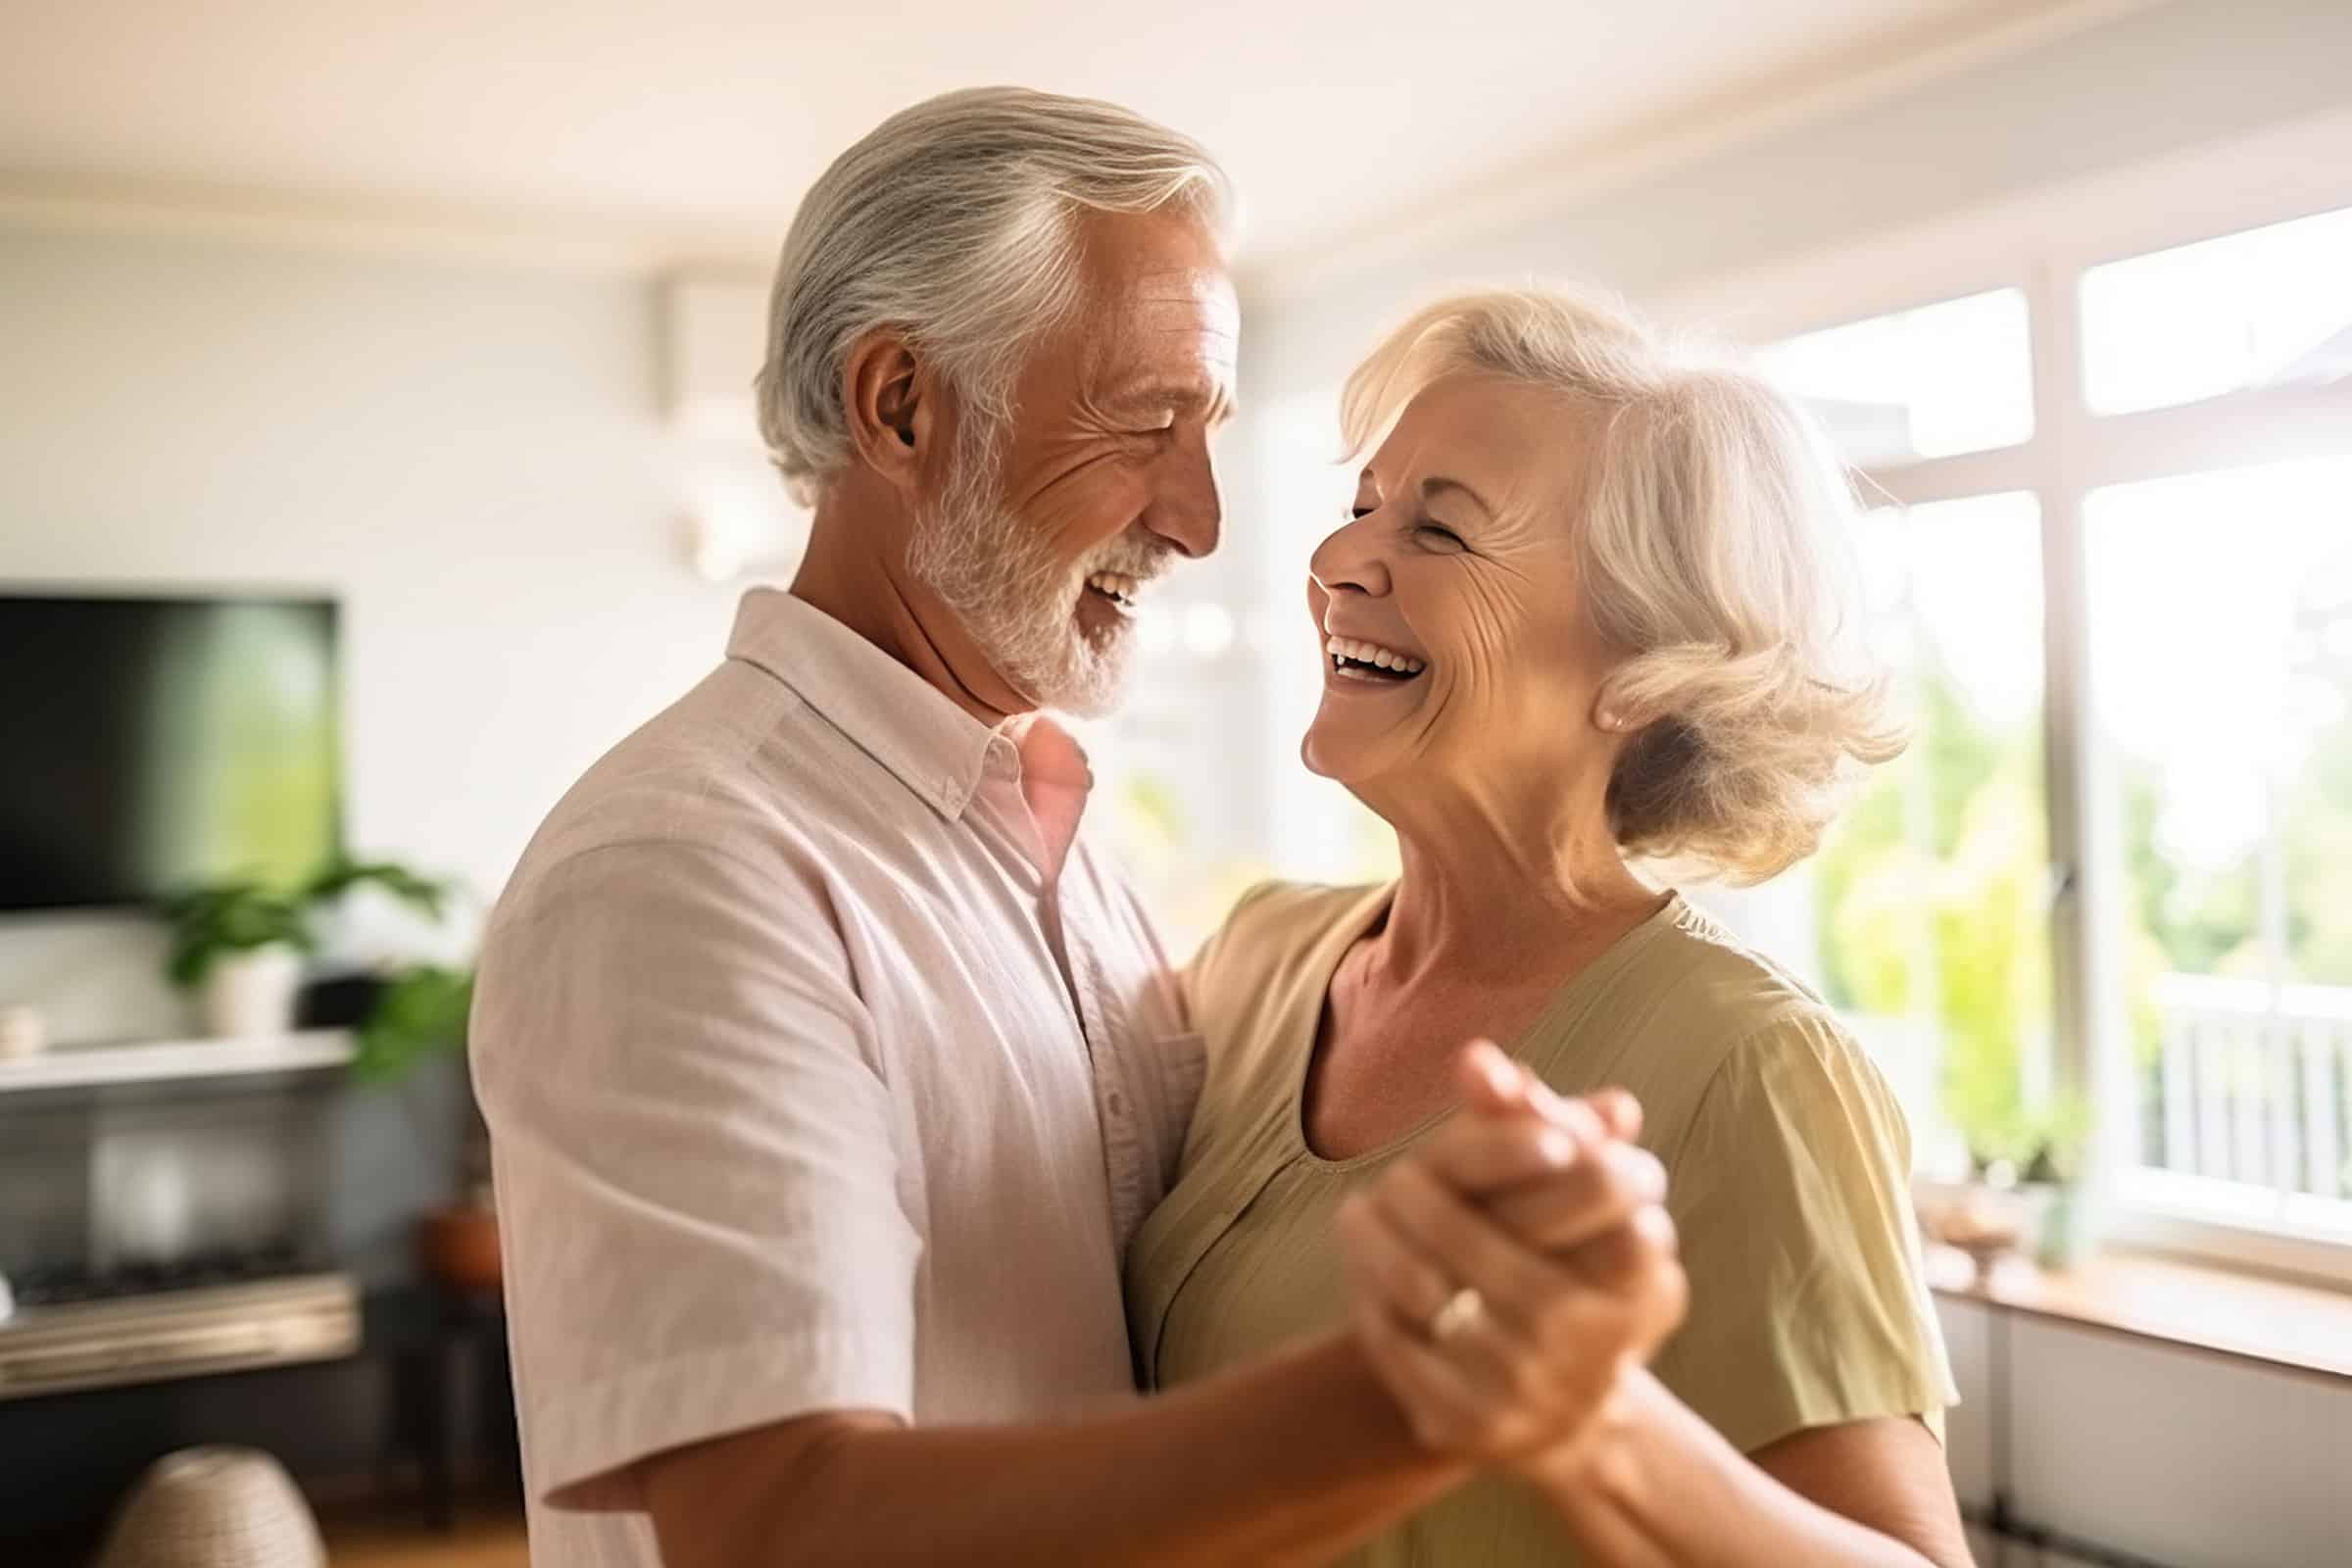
[1,0,2084,270]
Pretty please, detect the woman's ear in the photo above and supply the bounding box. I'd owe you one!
[1591,688,1643,736]
[840,328,939,494]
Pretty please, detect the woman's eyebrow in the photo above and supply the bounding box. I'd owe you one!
[1419,475,1495,517]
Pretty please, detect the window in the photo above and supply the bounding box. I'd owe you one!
[2081,205,2352,416]
[1752,190,2352,1269]
[2089,458,2352,1234]
[1751,288,2034,467]
[1812,495,2053,1167]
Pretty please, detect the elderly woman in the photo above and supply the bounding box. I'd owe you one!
[1128,288,1970,1566]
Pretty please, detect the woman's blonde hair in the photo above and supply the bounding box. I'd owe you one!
[1340,284,1904,885]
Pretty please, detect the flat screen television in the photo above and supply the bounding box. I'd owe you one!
[0,592,343,911]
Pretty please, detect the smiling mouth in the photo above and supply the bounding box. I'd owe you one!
[1084,571,1141,613]
[1324,635,1428,683]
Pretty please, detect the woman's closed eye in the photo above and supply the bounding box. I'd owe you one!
[1415,522,1467,551]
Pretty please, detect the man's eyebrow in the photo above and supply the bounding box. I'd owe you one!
[1104,379,1219,414]
[1104,378,1238,430]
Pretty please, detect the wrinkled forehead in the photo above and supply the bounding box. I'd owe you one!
[1364,373,1595,514]
[1068,209,1240,389]
[1086,265,1241,396]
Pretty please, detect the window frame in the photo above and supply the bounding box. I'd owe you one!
[1660,107,2352,1283]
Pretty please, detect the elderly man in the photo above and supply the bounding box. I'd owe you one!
[471,87,1681,1567]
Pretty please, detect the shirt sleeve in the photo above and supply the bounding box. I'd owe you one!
[1653,1010,1958,1456]
[470,837,923,1512]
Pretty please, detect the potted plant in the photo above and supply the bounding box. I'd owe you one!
[162,858,449,1039]
[355,964,499,1296]
[161,881,314,1039]
[1932,1096,2091,1275]
[2006,1100,2093,1270]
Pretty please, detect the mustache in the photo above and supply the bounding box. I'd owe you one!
[1081,531,1180,583]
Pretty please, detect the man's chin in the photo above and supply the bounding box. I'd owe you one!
[1026,638,1136,719]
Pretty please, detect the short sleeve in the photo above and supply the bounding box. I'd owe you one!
[470,839,923,1512]
[1653,1011,1957,1455]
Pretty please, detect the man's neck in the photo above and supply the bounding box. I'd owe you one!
[790,493,1028,729]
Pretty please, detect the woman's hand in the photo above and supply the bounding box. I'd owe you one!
[1336,1042,1686,1471]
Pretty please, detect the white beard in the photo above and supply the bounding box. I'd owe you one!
[907,429,1167,718]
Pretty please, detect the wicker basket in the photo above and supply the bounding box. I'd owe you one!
[95,1446,326,1568]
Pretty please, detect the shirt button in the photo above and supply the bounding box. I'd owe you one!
[1106,1091,1128,1118]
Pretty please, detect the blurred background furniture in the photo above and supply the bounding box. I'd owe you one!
[93,1446,325,1568]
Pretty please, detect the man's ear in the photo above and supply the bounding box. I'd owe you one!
[840,328,941,494]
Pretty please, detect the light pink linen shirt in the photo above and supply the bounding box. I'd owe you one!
[471,587,1203,1567]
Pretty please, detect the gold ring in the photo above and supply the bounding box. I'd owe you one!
[1426,1286,1486,1345]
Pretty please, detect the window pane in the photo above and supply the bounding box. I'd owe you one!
[2082,203,2352,416]
[1809,492,2054,1168]
[2090,457,2352,1220]
[1754,289,2034,468]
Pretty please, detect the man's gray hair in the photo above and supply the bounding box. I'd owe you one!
[756,86,1235,504]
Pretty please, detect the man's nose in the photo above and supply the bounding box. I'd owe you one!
[1147,437,1223,561]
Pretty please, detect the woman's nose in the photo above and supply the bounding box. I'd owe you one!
[1308,514,1392,599]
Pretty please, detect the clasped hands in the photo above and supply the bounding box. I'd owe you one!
[1336,1041,1688,1484]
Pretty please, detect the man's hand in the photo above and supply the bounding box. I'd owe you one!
[1335,1042,1687,1471]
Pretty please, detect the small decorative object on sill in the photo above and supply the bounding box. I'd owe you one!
[1922,1182,2034,1282]
[94,1446,326,1568]
[0,1004,45,1059]
[1930,1094,2092,1278]
[2016,1138,2095,1271]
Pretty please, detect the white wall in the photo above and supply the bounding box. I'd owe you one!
[0,226,749,1274]
[1938,1295,2352,1567]
[0,225,741,1043]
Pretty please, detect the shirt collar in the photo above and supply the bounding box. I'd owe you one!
[724,587,1005,819]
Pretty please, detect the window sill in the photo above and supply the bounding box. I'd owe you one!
[1925,1243,2352,1383]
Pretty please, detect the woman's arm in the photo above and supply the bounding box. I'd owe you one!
[1525,1372,1973,1568]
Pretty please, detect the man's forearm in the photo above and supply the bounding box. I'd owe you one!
[1530,1371,1953,1568]
[662,1332,1467,1568]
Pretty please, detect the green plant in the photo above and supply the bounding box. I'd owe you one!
[162,881,316,987]
[353,964,474,1084]
[1964,1094,2092,1188]
[161,855,451,989]
[305,858,450,919]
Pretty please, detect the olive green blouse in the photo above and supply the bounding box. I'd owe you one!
[1126,882,1955,1568]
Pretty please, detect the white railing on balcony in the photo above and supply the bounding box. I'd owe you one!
[2145,972,2352,1201]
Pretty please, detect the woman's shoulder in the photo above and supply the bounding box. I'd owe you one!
[1183,879,1385,1030]
[1592,896,1896,1146]
[1658,909,1910,1169]
[1192,878,1386,972]
[1644,896,1833,1021]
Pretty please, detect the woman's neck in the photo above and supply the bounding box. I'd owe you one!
[1360,771,1666,994]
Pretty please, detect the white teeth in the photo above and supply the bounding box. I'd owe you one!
[1087,571,1140,607]
[1322,634,1426,674]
